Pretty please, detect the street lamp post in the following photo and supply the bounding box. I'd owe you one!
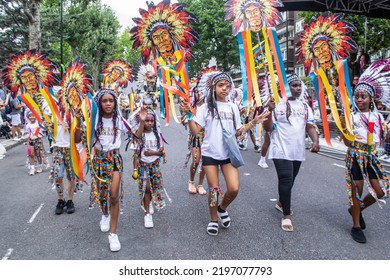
[60,0,63,77]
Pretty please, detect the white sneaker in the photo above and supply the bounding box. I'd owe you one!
[144,214,154,228]
[379,154,389,160]
[36,165,42,173]
[100,215,110,232]
[12,137,20,141]
[258,160,269,169]
[149,201,154,215]
[29,166,35,176]
[108,233,121,252]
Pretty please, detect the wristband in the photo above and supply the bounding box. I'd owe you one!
[187,112,193,121]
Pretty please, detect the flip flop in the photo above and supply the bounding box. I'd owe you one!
[188,181,197,194]
[197,185,207,195]
[281,218,294,232]
[275,203,293,215]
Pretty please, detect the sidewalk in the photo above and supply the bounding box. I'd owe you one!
[318,136,347,152]
[0,137,26,152]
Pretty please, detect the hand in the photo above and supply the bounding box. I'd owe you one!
[144,149,155,156]
[340,113,346,128]
[310,142,320,153]
[268,100,275,111]
[74,108,82,119]
[253,110,270,124]
[180,101,191,114]
[138,106,149,122]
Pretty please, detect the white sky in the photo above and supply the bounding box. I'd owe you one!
[101,0,177,32]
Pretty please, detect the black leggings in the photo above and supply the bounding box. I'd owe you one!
[273,159,302,215]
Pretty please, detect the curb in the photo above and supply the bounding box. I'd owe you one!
[0,139,26,151]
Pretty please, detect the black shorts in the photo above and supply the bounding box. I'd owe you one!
[350,156,381,180]
[202,155,230,166]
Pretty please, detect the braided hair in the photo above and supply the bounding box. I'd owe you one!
[206,72,233,118]
[138,111,161,157]
[94,89,120,145]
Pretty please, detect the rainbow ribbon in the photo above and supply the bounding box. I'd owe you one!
[267,27,291,99]
[318,68,355,142]
[311,71,332,147]
[261,27,280,104]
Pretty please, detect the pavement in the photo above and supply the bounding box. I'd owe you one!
[0,137,26,158]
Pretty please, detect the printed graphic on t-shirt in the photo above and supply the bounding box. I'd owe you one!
[101,126,115,136]
[214,110,234,121]
[144,138,158,150]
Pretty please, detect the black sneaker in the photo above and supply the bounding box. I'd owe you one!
[55,199,66,215]
[348,208,366,230]
[350,227,367,243]
[254,145,260,152]
[66,200,75,214]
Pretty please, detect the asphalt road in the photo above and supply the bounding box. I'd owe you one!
[1,118,390,260]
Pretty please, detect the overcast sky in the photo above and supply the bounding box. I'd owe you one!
[101,0,178,32]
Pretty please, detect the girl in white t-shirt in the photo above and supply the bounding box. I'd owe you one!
[76,89,132,252]
[340,61,390,244]
[25,112,45,175]
[134,107,167,229]
[183,72,269,236]
[263,73,320,232]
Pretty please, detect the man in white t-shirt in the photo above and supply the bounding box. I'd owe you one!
[263,73,320,232]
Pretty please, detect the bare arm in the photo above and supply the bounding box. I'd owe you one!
[306,123,320,152]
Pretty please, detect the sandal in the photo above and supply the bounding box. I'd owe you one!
[207,221,219,236]
[188,181,197,194]
[197,185,207,195]
[275,203,293,215]
[217,209,231,228]
[281,218,294,232]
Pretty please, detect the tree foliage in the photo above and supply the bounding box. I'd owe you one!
[180,0,239,77]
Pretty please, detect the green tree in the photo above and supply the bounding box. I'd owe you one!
[115,27,141,68]
[179,0,239,77]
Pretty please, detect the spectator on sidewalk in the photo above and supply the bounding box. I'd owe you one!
[9,95,25,140]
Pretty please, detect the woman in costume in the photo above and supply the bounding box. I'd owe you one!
[263,73,320,232]
[182,72,269,236]
[340,59,390,243]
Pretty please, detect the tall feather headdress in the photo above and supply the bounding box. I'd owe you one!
[225,0,283,36]
[60,59,93,113]
[296,12,357,76]
[101,59,133,88]
[355,58,390,107]
[2,49,59,97]
[130,0,199,64]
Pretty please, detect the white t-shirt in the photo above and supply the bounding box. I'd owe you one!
[269,99,314,161]
[193,101,242,160]
[140,131,163,163]
[352,111,384,144]
[26,121,43,140]
[53,122,70,148]
[94,117,127,151]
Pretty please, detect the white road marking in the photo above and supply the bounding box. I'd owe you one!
[28,203,44,224]
[333,163,345,168]
[2,248,14,260]
[243,173,251,176]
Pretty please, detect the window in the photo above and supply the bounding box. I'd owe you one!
[295,19,304,33]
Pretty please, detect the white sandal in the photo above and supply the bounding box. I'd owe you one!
[217,210,231,228]
[207,221,219,236]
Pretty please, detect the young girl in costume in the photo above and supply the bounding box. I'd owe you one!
[25,112,45,176]
[76,89,132,252]
[340,59,390,243]
[180,86,206,195]
[183,72,269,236]
[263,74,320,232]
[133,106,167,228]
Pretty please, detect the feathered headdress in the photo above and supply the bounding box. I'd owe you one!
[2,50,59,97]
[60,59,93,113]
[101,59,133,88]
[260,74,279,105]
[135,63,156,88]
[296,12,357,76]
[225,0,283,36]
[196,66,221,102]
[130,0,199,64]
[355,58,390,107]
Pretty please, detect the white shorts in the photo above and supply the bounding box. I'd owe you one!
[11,114,21,126]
